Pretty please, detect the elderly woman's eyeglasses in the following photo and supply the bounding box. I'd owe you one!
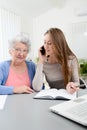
[13,48,28,54]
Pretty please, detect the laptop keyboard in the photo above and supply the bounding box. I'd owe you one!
[67,102,87,119]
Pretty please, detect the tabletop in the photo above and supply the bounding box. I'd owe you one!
[0,88,87,130]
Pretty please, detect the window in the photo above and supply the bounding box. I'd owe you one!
[0,8,21,61]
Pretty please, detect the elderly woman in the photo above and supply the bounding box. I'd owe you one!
[0,34,36,94]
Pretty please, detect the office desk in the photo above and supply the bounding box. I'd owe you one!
[0,89,87,130]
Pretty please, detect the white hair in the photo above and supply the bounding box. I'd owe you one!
[9,34,31,52]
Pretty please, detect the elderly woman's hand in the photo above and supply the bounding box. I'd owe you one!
[66,82,79,94]
[13,85,34,94]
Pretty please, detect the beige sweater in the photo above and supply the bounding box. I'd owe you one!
[32,57,79,91]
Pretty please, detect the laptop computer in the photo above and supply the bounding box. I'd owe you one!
[50,94,87,126]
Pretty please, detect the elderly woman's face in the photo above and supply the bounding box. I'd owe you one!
[10,42,28,63]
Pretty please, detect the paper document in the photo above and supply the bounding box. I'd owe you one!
[0,95,7,110]
[34,88,76,100]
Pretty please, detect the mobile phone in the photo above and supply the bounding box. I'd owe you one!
[40,46,45,55]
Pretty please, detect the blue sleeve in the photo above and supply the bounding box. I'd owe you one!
[0,86,14,95]
[0,61,14,95]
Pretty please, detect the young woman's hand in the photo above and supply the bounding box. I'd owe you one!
[66,82,79,94]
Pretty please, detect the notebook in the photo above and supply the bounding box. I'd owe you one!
[34,88,76,100]
[50,94,87,126]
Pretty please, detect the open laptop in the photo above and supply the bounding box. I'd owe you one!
[50,94,87,126]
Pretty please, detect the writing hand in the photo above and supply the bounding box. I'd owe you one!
[66,82,79,94]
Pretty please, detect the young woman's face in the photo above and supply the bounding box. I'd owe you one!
[44,33,55,56]
[9,42,28,64]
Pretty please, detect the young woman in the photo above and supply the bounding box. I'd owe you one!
[33,28,79,94]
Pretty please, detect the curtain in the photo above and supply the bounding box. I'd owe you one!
[0,8,21,61]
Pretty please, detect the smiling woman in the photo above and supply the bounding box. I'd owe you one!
[0,34,36,95]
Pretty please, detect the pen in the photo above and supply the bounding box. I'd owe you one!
[70,84,86,98]
[76,84,86,88]
[70,84,86,89]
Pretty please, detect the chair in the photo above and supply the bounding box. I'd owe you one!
[79,78,87,89]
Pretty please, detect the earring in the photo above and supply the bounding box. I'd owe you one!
[46,55,50,61]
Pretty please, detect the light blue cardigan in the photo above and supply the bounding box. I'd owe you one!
[0,60,36,95]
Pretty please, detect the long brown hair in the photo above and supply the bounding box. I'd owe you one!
[44,28,77,86]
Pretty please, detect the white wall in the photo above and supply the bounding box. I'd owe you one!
[0,0,87,61]
[21,16,34,60]
[32,0,87,60]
